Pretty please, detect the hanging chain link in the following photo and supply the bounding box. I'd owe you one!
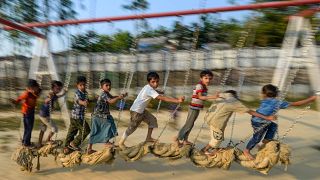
[193,29,250,146]
[155,27,201,143]
[280,17,319,141]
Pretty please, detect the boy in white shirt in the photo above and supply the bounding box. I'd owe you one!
[119,72,185,148]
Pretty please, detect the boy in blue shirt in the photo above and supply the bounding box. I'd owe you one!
[244,84,317,160]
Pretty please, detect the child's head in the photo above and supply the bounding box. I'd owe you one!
[261,84,279,98]
[27,79,41,96]
[51,80,63,94]
[147,71,160,89]
[223,90,239,99]
[76,76,87,92]
[100,78,111,92]
[200,70,214,86]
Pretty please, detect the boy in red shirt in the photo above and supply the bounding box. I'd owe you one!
[11,79,41,147]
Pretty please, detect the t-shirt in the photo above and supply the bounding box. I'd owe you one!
[39,92,58,117]
[15,90,38,114]
[252,98,290,123]
[206,95,249,131]
[92,91,112,118]
[71,89,88,120]
[190,82,208,110]
[130,84,159,114]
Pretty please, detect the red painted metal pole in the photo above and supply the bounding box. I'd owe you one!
[293,7,320,17]
[0,17,45,38]
[4,0,320,30]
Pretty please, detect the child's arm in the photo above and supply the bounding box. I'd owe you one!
[247,110,276,121]
[78,99,88,107]
[155,90,165,95]
[57,89,68,98]
[289,96,317,106]
[156,95,185,103]
[198,91,219,100]
[107,94,125,104]
[10,91,28,104]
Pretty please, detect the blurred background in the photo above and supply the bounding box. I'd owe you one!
[0,0,320,112]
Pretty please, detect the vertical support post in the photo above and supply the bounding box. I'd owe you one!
[272,16,304,91]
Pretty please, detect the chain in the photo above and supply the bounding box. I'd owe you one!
[193,29,250,146]
[155,27,200,143]
[280,17,319,141]
[5,61,22,141]
[80,57,91,147]
[233,18,318,147]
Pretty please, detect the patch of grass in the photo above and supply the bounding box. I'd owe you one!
[0,116,66,131]
[0,134,15,144]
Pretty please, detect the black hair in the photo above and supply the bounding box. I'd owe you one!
[51,80,63,89]
[76,76,87,84]
[262,84,279,97]
[27,79,40,88]
[200,70,214,78]
[100,78,111,87]
[224,90,239,99]
[147,71,160,82]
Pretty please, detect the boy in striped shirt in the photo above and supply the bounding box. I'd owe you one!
[175,70,219,146]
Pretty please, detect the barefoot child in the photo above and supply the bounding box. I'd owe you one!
[64,76,90,152]
[38,80,66,146]
[118,71,185,148]
[11,79,41,148]
[175,70,219,145]
[243,84,317,160]
[202,90,276,156]
[87,79,126,154]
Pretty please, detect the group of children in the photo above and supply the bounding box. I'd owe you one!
[12,70,317,159]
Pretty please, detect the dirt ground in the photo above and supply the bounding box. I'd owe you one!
[0,108,319,180]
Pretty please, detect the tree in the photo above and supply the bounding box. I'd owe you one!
[71,30,133,53]
[0,0,76,54]
[122,0,150,37]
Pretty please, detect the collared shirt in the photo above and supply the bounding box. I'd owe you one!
[252,98,290,123]
[130,84,159,114]
[190,81,208,110]
[92,91,112,118]
[71,89,88,120]
[39,92,58,117]
[15,90,38,114]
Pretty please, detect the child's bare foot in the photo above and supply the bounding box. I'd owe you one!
[87,149,96,155]
[105,142,114,148]
[173,137,180,144]
[243,149,255,160]
[36,143,44,148]
[63,147,71,154]
[183,140,193,146]
[204,149,218,156]
[69,142,81,151]
[145,138,158,143]
[201,145,210,153]
[118,142,127,149]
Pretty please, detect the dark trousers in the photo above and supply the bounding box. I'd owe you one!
[246,121,278,150]
[22,111,35,146]
[177,108,200,141]
[65,118,90,147]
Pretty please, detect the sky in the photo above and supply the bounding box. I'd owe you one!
[1,0,253,56]
[48,0,253,53]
